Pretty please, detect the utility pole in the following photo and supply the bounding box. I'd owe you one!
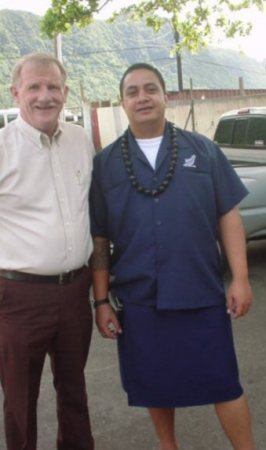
[54,33,63,62]
[54,33,65,120]
[189,78,195,131]
[174,30,183,91]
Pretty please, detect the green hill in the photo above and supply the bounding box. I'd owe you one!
[0,9,266,109]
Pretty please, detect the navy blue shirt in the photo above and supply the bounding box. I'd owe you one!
[90,122,248,310]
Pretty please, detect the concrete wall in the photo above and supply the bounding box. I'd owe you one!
[168,94,266,140]
[89,94,266,149]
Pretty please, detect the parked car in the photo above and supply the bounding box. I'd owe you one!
[234,162,266,241]
[213,106,266,164]
[0,108,19,129]
[214,107,266,242]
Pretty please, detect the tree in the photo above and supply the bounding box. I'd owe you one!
[41,0,265,52]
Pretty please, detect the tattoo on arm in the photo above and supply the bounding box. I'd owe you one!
[91,238,110,271]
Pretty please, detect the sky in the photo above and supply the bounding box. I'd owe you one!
[0,0,266,61]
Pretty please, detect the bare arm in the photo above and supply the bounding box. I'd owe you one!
[91,236,122,338]
[218,207,253,319]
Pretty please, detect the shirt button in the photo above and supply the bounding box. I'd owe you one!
[154,198,159,203]
[68,247,72,252]
[156,220,162,226]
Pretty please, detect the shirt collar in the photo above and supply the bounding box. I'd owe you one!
[15,114,62,147]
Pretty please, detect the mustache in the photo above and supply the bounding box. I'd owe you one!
[33,101,58,108]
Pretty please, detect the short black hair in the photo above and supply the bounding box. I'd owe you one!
[119,63,166,98]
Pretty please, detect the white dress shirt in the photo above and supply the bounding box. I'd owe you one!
[0,115,94,274]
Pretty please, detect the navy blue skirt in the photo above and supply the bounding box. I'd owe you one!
[117,304,243,407]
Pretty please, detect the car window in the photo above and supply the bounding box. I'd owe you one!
[246,117,266,147]
[213,118,234,144]
[7,113,17,123]
[0,110,18,128]
[232,118,248,146]
[0,113,5,128]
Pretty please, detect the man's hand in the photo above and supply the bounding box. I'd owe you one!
[219,208,254,319]
[226,278,253,319]
[95,304,123,339]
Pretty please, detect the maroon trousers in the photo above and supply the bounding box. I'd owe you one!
[0,268,94,450]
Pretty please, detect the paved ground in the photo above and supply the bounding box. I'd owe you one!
[0,240,265,449]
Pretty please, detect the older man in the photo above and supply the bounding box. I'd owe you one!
[0,53,95,450]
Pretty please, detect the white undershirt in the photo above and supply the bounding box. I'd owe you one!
[136,136,163,169]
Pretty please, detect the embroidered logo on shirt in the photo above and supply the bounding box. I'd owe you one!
[183,154,196,168]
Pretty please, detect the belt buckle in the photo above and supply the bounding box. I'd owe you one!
[58,271,75,285]
[59,273,69,285]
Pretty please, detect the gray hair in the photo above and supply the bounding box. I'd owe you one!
[12,52,67,86]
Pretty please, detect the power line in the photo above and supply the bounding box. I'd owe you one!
[1,46,265,78]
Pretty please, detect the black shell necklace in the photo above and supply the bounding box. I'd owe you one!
[121,121,178,197]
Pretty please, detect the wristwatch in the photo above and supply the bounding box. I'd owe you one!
[93,298,110,309]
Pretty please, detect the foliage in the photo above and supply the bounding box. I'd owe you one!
[41,0,265,52]
[0,10,266,110]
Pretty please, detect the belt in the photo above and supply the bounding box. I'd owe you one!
[0,267,85,285]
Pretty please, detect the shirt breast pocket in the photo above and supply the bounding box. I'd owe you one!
[73,171,90,211]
